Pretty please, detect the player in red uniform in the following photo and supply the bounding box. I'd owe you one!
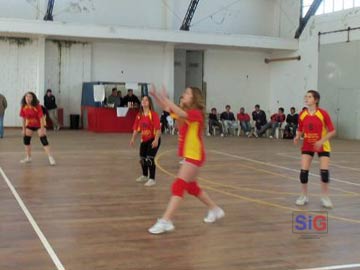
[294,90,336,208]
[148,85,224,234]
[130,95,161,187]
[19,92,56,166]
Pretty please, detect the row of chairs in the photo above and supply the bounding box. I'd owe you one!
[207,120,286,139]
[163,116,286,139]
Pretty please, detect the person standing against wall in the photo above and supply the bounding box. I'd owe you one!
[0,92,7,138]
[44,89,60,131]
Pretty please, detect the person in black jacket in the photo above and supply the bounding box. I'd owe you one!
[252,104,267,137]
[122,89,141,108]
[208,108,223,136]
[285,107,299,138]
[44,89,59,130]
[220,105,237,136]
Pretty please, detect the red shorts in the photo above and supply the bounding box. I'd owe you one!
[184,157,205,167]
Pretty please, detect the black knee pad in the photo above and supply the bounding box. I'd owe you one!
[320,169,329,183]
[40,136,49,146]
[300,170,309,184]
[23,136,31,145]
[146,157,154,167]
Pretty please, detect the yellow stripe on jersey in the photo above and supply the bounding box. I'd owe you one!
[299,110,308,121]
[315,110,331,152]
[183,121,201,160]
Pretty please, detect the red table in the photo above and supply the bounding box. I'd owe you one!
[86,107,138,133]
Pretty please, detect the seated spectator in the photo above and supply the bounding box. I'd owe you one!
[208,108,223,136]
[284,107,298,139]
[237,107,251,136]
[256,107,285,139]
[107,88,119,106]
[252,104,267,137]
[220,105,238,136]
[122,89,140,107]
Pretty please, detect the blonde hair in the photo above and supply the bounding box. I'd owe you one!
[184,87,205,119]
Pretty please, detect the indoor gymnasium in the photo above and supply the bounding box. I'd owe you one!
[0,1,359,270]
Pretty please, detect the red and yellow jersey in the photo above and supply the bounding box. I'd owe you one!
[133,111,161,142]
[176,109,205,163]
[20,104,43,128]
[298,108,335,152]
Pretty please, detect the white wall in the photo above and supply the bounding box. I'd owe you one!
[91,41,174,101]
[52,0,168,30]
[0,0,45,20]
[45,40,91,127]
[172,0,280,36]
[174,49,186,104]
[2,38,174,127]
[204,49,271,115]
[0,0,298,38]
[318,41,360,140]
[270,7,360,139]
[274,0,300,38]
[0,37,43,126]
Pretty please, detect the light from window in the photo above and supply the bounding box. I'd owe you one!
[324,0,334,13]
[344,0,354,9]
[334,0,343,11]
[303,0,360,17]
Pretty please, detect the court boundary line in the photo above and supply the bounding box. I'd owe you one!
[296,263,360,270]
[0,167,65,270]
[203,158,358,196]
[155,150,360,224]
[211,150,360,187]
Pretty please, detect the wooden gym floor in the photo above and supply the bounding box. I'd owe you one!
[0,129,359,270]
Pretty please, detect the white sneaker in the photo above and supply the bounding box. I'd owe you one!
[220,133,224,137]
[207,132,211,136]
[321,196,333,209]
[48,156,56,166]
[179,159,185,164]
[144,179,156,187]
[269,135,274,139]
[253,131,259,138]
[295,195,309,206]
[136,175,148,183]
[20,157,32,164]
[148,219,175,234]
[204,207,225,223]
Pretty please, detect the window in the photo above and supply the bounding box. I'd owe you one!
[302,0,360,17]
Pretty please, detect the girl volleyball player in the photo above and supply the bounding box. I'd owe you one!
[148,85,224,234]
[20,92,56,166]
[130,95,161,187]
[294,90,336,208]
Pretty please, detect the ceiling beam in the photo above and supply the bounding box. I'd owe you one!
[43,0,55,21]
[180,0,200,31]
[295,0,323,39]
